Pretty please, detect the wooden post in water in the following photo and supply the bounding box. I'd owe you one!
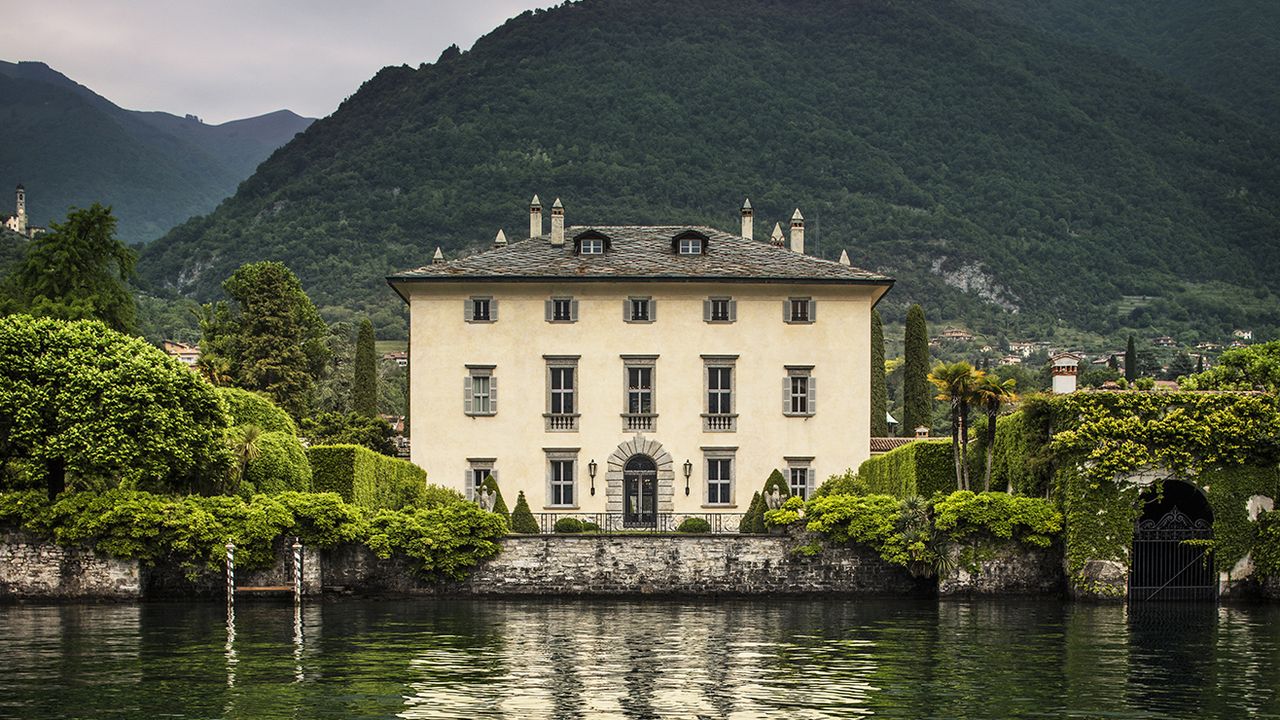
[292,537,303,603]
[225,542,235,605]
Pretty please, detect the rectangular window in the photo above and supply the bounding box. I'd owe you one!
[787,461,814,500]
[678,237,702,255]
[464,366,497,416]
[626,297,655,323]
[704,296,735,324]
[546,296,578,323]
[702,355,738,432]
[551,459,575,506]
[466,459,495,501]
[703,448,736,506]
[580,238,604,255]
[622,355,658,432]
[467,296,497,323]
[628,366,653,415]
[784,366,816,416]
[545,356,580,431]
[786,297,815,324]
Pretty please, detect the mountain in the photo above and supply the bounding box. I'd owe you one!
[985,0,1280,122]
[0,61,313,244]
[136,0,1280,342]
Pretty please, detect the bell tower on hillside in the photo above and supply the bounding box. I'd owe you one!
[13,184,27,235]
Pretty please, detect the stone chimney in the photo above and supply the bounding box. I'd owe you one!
[789,208,805,254]
[838,249,850,266]
[769,222,786,248]
[432,247,445,264]
[915,426,930,439]
[550,198,565,246]
[529,194,542,237]
[1051,353,1082,394]
[740,198,753,240]
[493,229,507,248]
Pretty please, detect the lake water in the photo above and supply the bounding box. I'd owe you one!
[1,598,1278,719]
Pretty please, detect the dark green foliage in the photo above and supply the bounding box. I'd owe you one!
[1125,336,1137,383]
[217,387,297,435]
[762,469,790,500]
[676,517,712,534]
[242,431,311,494]
[870,310,889,437]
[2,204,136,333]
[738,491,763,533]
[135,0,1280,342]
[510,491,539,534]
[352,318,377,416]
[902,305,931,436]
[1183,340,1280,392]
[300,411,395,456]
[968,411,1052,496]
[0,315,229,497]
[1256,511,1280,580]
[858,440,954,499]
[814,469,870,498]
[479,474,509,522]
[198,262,329,419]
[553,517,600,534]
[307,444,433,510]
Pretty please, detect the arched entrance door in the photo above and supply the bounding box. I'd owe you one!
[623,455,657,527]
[1129,480,1216,602]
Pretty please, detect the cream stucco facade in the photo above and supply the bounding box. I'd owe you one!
[390,203,891,524]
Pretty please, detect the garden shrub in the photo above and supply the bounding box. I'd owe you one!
[510,491,540,534]
[308,444,427,510]
[217,387,297,435]
[932,491,1062,547]
[857,440,953,498]
[1255,510,1280,579]
[479,474,509,521]
[814,469,868,498]
[363,502,507,580]
[553,517,600,534]
[676,517,711,533]
[243,430,312,494]
[740,491,768,534]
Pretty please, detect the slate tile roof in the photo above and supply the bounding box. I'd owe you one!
[870,437,918,454]
[388,226,892,286]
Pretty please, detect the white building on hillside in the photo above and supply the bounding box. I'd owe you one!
[387,198,892,527]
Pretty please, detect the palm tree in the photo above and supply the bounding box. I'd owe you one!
[973,374,1018,492]
[928,362,981,490]
[228,424,264,491]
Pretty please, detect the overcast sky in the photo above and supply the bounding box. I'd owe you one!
[2,0,554,124]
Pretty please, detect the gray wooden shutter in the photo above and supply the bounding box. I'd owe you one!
[783,300,791,322]
[491,299,499,321]
[783,376,791,414]
[808,299,817,322]
[703,299,711,322]
[464,375,473,414]
[729,299,737,322]
[809,376,817,414]
[465,468,474,499]
[465,299,475,322]
[570,299,579,321]
[648,299,656,321]
[545,299,554,322]
[489,375,498,413]
[624,299,631,321]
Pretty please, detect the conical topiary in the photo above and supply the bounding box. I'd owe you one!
[510,491,539,534]
[762,468,791,502]
[739,491,762,533]
[480,474,509,522]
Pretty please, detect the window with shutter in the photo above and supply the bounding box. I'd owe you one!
[784,366,815,417]
[467,296,495,323]
[707,297,732,323]
[626,297,654,323]
[465,366,496,416]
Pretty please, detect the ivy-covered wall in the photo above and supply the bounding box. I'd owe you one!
[858,440,954,498]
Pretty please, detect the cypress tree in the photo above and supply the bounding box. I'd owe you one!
[870,310,889,437]
[902,304,931,436]
[1196,354,1204,374]
[352,318,378,416]
[1125,335,1137,383]
[739,491,763,533]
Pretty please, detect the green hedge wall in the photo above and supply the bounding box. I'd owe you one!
[218,387,297,435]
[858,440,954,498]
[244,431,312,494]
[308,444,427,510]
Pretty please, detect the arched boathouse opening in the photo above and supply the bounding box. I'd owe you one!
[1129,480,1216,602]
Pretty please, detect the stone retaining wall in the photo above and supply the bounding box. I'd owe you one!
[0,532,140,600]
[938,538,1064,596]
[143,539,323,598]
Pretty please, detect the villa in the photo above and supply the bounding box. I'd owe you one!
[387,197,892,526]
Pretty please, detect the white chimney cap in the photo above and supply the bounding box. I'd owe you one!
[741,197,752,211]
[552,197,563,209]
[838,249,850,266]
[432,247,445,264]
[791,208,804,221]
[494,229,507,247]
[770,222,785,243]
[531,194,541,206]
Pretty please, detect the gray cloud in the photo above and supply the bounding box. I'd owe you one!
[2,0,553,123]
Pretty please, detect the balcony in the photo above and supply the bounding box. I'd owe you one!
[544,413,579,432]
[702,413,737,432]
[622,413,657,433]
[532,512,748,534]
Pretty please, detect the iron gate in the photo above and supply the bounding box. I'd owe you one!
[1129,508,1216,602]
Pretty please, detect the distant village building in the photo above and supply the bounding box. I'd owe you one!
[1008,341,1037,358]
[940,328,974,342]
[1050,352,1084,394]
[161,341,200,367]
[3,184,45,239]
[387,197,892,517]
[381,351,409,368]
[1152,336,1177,348]
[998,354,1023,366]
[1196,342,1222,351]
[1233,329,1253,341]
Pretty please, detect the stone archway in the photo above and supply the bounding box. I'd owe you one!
[1129,479,1216,602]
[605,437,674,515]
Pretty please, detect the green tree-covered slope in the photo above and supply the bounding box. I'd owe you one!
[0,61,313,244]
[136,0,1280,339]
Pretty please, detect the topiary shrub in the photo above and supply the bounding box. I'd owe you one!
[554,517,587,534]
[479,474,509,522]
[308,444,426,510]
[762,468,791,501]
[857,440,954,498]
[510,491,540,534]
[742,491,767,534]
[814,469,869,498]
[243,430,312,494]
[217,387,297,435]
[676,517,711,534]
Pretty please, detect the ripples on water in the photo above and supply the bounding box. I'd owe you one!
[0,598,1278,719]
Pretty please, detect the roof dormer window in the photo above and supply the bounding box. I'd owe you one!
[672,229,709,255]
[574,229,610,256]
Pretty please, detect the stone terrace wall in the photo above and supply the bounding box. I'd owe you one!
[0,531,140,600]
[143,540,323,598]
[324,534,929,596]
[938,539,1064,596]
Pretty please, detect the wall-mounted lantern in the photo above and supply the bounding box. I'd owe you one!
[588,459,598,496]
[683,459,693,496]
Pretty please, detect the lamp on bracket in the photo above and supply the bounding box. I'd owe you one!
[588,459,598,496]
[683,459,693,496]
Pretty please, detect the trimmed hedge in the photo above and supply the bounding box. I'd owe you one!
[676,517,711,533]
[307,444,429,510]
[243,430,311,494]
[553,517,600,533]
[858,440,954,498]
[218,387,297,435]
[510,492,539,533]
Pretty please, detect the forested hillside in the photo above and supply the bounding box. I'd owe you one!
[137,0,1280,340]
[0,61,312,244]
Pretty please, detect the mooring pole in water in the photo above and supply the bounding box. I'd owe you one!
[225,542,236,605]
[292,537,303,603]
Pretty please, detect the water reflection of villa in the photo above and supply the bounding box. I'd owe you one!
[388,198,892,526]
